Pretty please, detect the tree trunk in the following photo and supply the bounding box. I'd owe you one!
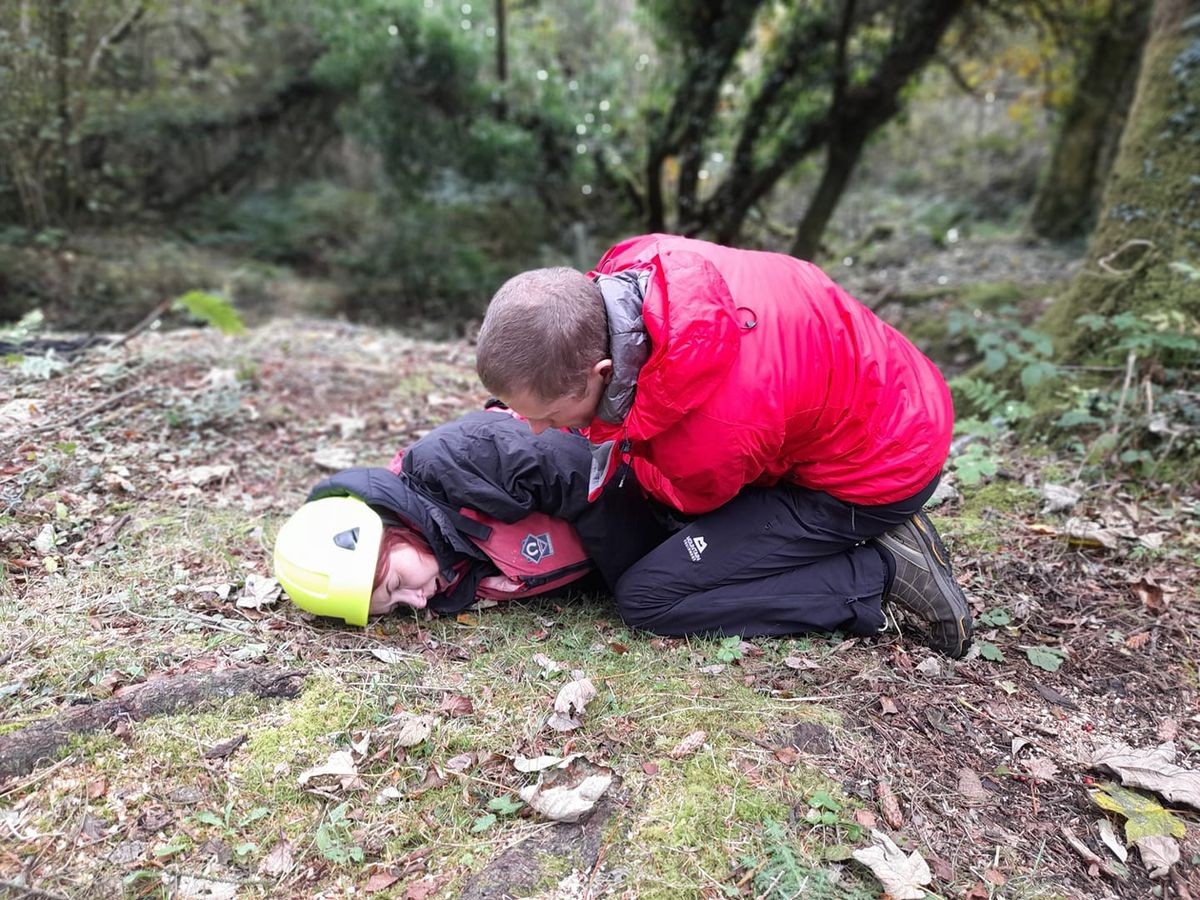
[51,0,73,222]
[1040,0,1200,359]
[494,0,507,118]
[790,127,868,259]
[1028,0,1151,241]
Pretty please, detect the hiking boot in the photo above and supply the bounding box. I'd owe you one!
[875,512,972,658]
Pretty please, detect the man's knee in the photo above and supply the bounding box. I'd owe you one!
[614,569,668,629]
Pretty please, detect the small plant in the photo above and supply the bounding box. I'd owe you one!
[714,636,744,663]
[315,801,363,865]
[471,795,524,832]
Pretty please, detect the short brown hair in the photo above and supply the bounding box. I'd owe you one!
[476,267,608,401]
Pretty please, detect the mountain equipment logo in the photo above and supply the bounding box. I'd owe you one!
[683,535,708,562]
[521,532,555,565]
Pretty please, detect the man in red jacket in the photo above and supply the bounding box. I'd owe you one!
[475,234,972,657]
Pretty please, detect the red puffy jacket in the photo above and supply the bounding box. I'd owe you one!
[586,234,954,514]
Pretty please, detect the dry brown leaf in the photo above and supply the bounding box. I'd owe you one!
[439,693,474,718]
[1024,757,1060,783]
[876,779,904,830]
[1130,578,1168,614]
[957,768,990,805]
[365,871,400,893]
[405,875,448,899]
[851,829,932,900]
[519,756,613,823]
[669,729,707,760]
[393,713,434,748]
[297,750,361,790]
[879,696,900,715]
[547,678,596,732]
[1089,742,1200,811]
[258,834,295,877]
[1136,834,1180,878]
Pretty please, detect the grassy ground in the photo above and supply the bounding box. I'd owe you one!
[2,318,1198,899]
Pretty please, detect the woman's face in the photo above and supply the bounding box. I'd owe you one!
[370,540,441,614]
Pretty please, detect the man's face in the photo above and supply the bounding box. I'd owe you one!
[503,360,611,435]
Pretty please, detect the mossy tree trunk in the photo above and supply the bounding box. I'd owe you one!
[1041,0,1200,361]
[1028,0,1150,241]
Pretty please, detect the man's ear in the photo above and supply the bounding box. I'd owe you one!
[593,359,614,384]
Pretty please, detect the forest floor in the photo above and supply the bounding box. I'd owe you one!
[1,246,1198,900]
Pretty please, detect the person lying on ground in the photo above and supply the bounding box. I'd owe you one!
[273,405,670,624]
[474,233,974,658]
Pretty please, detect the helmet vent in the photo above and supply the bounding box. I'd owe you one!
[333,527,360,550]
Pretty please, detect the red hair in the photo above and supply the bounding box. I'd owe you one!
[373,526,434,588]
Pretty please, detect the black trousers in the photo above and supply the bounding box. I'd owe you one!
[614,476,939,638]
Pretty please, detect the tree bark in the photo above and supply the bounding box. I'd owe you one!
[1028,0,1151,241]
[51,0,73,222]
[790,126,869,259]
[0,667,305,780]
[1040,0,1200,358]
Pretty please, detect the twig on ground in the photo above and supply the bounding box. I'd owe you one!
[0,878,71,899]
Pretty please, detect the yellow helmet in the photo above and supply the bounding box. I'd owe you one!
[272,496,383,626]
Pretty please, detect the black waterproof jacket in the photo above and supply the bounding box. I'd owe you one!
[309,408,670,614]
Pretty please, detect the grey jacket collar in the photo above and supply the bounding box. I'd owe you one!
[594,270,650,425]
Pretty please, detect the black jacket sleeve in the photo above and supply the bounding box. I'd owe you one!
[399,410,595,523]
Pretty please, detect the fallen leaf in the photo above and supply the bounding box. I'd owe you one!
[773,746,800,765]
[879,696,899,715]
[439,693,474,718]
[983,868,1006,885]
[782,655,817,670]
[1089,742,1200,811]
[514,754,578,773]
[546,677,596,732]
[669,730,707,759]
[1097,818,1127,863]
[87,777,108,800]
[1135,833,1179,878]
[237,574,281,610]
[1157,718,1179,742]
[258,835,295,877]
[854,809,878,829]
[957,769,990,805]
[519,756,613,823]
[202,734,247,763]
[405,874,448,899]
[392,714,434,748]
[445,753,475,773]
[183,464,235,487]
[1025,757,1059,783]
[915,656,942,676]
[1063,517,1123,550]
[1089,783,1187,843]
[365,871,400,893]
[371,647,411,664]
[1040,482,1081,514]
[297,750,361,790]
[532,653,563,673]
[1131,578,1168,614]
[851,829,932,900]
[176,875,238,899]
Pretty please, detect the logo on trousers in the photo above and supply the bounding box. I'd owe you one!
[683,535,708,562]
